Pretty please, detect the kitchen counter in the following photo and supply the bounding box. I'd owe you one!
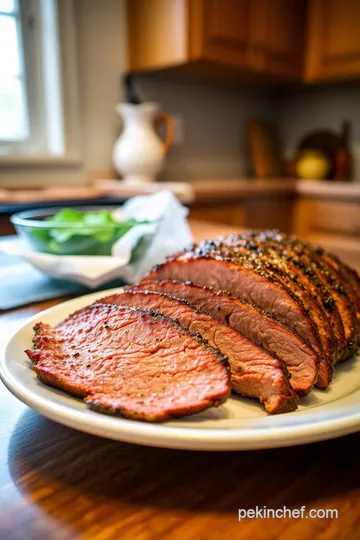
[1,179,359,238]
[295,180,360,200]
[1,179,359,214]
[191,179,360,203]
[190,179,295,203]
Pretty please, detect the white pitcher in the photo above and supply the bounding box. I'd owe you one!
[112,102,174,184]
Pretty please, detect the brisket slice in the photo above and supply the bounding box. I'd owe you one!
[320,252,360,320]
[255,238,350,360]
[315,247,360,319]
[219,233,347,387]
[25,303,230,422]
[135,280,319,396]
[99,290,298,413]
[251,231,359,361]
[208,238,334,388]
[282,239,358,361]
[145,248,325,364]
[226,235,344,358]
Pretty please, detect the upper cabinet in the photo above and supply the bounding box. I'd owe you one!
[192,0,254,70]
[126,0,306,82]
[306,0,360,82]
[260,0,306,79]
[126,0,360,85]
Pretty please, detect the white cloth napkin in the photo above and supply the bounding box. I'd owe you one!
[1,191,193,288]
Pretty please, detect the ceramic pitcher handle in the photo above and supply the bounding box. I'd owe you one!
[154,114,174,155]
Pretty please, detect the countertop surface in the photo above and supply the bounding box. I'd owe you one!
[1,220,360,540]
[1,179,360,216]
[192,179,360,202]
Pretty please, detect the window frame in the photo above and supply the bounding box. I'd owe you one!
[0,0,30,145]
[0,0,82,165]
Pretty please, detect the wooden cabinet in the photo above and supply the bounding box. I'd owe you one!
[127,0,360,85]
[260,0,306,79]
[189,202,245,227]
[293,197,360,237]
[306,0,360,81]
[127,0,306,82]
[292,196,360,267]
[192,0,253,69]
[188,194,293,232]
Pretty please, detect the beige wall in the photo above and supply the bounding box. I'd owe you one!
[74,0,127,181]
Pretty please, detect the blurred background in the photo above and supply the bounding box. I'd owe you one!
[1,0,360,266]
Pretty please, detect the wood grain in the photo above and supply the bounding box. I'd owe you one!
[1,221,360,539]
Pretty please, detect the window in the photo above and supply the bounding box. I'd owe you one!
[0,0,66,157]
[0,0,28,142]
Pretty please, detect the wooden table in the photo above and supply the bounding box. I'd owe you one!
[1,221,360,540]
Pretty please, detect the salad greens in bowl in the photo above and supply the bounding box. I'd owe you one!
[10,207,153,256]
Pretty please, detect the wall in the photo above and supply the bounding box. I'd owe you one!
[74,0,126,181]
[279,86,360,180]
[136,76,277,181]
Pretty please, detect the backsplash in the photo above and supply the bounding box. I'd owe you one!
[136,76,277,181]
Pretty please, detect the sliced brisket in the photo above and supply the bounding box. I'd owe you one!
[226,234,343,354]
[99,290,299,413]
[145,245,324,364]
[282,239,357,361]
[249,230,359,361]
[25,303,230,422]
[210,237,335,388]
[315,248,360,319]
[134,280,319,395]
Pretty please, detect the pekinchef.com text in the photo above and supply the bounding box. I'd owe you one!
[238,506,339,521]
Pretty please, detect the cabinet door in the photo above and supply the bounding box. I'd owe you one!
[306,0,360,81]
[260,0,306,79]
[189,0,305,79]
[189,203,245,227]
[190,0,254,68]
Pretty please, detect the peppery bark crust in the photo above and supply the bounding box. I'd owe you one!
[246,230,359,362]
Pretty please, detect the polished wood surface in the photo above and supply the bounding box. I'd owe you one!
[1,220,360,539]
